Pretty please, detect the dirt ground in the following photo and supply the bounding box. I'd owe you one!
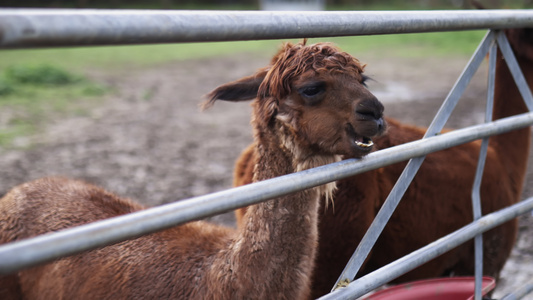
[1,48,532,298]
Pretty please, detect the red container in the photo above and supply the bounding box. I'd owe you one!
[363,277,496,300]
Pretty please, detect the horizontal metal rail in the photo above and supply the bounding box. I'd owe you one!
[1,112,533,275]
[319,196,533,300]
[1,9,533,48]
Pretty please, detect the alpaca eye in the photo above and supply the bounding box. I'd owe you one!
[302,86,321,96]
[299,82,326,98]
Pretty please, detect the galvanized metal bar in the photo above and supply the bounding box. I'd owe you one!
[1,10,533,48]
[425,30,496,137]
[331,156,423,291]
[332,30,495,290]
[472,144,486,300]
[496,30,533,112]
[472,32,498,300]
[1,112,533,275]
[319,196,533,300]
[501,281,533,300]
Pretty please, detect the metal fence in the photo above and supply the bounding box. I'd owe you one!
[1,9,533,300]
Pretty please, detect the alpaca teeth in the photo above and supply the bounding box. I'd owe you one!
[356,140,374,148]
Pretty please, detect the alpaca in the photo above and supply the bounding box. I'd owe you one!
[0,41,385,300]
[233,28,533,299]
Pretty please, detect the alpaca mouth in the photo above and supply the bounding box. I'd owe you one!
[355,136,374,149]
[346,123,375,153]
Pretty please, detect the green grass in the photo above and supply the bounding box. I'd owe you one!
[0,40,281,71]
[0,64,110,148]
[0,120,36,148]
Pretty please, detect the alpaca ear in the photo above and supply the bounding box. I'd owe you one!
[201,69,267,110]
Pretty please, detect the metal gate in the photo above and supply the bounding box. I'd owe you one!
[1,9,533,300]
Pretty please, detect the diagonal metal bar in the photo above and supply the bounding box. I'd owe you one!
[332,30,496,290]
[496,31,533,112]
[501,280,533,300]
[424,30,496,137]
[320,196,533,300]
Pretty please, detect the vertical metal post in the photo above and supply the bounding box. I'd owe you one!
[331,30,496,291]
[471,31,498,300]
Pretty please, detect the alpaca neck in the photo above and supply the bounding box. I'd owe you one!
[276,122,341,206]
[490,49,532,196]
[493,49,532,121]
[212,121,325,299]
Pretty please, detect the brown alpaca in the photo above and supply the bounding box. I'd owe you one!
[233,28,533,299]
[0,41,385,300]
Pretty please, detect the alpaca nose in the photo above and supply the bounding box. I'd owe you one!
[376,117,385,132]
[355,97,385,134]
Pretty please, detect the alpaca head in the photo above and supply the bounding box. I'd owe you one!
[204,40,386,159]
